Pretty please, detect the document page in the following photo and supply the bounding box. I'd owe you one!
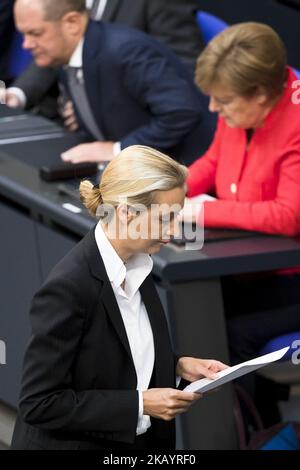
[184,346,290,394]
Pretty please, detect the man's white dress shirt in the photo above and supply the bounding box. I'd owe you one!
[9,0,106,107]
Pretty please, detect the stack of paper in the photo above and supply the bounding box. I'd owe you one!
[184,347,290,394]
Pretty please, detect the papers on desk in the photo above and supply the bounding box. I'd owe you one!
[184,346,290,394]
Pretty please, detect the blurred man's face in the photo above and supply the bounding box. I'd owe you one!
[14,1,79,67]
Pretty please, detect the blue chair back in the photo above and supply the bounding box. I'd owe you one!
[8,31,32,78]
[260,332,300,361]
[196,11,228,44]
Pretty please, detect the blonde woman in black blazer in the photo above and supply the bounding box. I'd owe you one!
[11,145,227,450]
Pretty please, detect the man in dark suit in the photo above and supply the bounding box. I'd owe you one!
[6,0,204,116]
[0,0,15,82]
[13,0,213,164]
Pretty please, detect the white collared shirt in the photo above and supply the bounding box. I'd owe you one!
[95,222,155,435]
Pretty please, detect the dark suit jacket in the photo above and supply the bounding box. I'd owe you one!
[11,228,177,450]
[59,20,211,163]
[0,0,15,81]
[13,0,204,109]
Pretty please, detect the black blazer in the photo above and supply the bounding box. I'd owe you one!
[13,0,203,108]
[0,0,15,81]
[11,229,177,450]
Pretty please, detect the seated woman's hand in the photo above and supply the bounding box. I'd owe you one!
[176,357,229,383]
[178,195,216,224]
[142,388,201,421]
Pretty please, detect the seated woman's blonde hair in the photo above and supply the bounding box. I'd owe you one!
[195,22,287,100]
[80,145,187,217]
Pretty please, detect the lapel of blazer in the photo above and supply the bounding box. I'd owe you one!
[101,0,122,21]
[83,229,135,365]
[140,276,173,387]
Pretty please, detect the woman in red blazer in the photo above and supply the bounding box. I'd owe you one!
[186,29,300,235]
[182,22,300,426]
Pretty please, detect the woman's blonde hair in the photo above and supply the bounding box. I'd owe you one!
[195,22,287,99]
[79,145,187,217]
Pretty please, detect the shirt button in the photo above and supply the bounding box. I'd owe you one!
[230,183,237,194]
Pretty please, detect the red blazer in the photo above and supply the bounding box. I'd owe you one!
[187,68,300,236]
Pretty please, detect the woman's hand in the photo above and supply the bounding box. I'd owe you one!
[178,196,217,224]
[176,357,229,383]
[143,388,201,421]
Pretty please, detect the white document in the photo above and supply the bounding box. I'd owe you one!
[184,346,290,394]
